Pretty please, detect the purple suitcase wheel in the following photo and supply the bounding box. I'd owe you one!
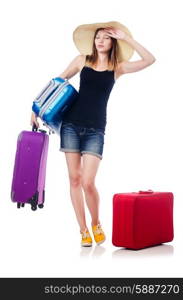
[38,204,44,208]
[31,205,37,211]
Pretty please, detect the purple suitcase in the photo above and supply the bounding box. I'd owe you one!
[11,127,49,210]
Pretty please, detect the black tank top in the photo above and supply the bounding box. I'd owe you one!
[62,66,115,130]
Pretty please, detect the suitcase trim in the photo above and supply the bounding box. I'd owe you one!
[39,80,69,119]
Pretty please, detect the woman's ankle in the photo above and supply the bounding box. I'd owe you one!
[91,220,100,227]
[80,226,88,233]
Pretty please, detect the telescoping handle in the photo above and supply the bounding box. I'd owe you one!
[32,123,47,134]
[138,190,154,194]
[32,124,38,132]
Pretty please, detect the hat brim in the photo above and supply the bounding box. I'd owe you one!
[73,21,134,62]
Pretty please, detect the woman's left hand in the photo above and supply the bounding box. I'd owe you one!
[103,27,126,40]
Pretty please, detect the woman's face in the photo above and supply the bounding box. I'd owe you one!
[95,29,113,53]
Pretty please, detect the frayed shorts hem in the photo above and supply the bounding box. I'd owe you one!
[59,148,102,160]
[81,151,102,160]
[59,148,80,153]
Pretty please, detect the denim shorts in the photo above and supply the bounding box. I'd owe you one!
[60,121,105,159]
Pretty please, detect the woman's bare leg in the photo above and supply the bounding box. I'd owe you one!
[64,152,87,232]
[81,154,101,226]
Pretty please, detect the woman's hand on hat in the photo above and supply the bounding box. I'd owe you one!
[104,27,126,40]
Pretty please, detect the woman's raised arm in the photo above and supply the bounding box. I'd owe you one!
[59,54,84,79]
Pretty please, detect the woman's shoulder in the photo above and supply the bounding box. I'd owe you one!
[77,55,97,72]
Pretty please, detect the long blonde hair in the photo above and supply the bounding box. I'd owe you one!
[85,27,119,71]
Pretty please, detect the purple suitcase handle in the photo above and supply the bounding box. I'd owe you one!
[32,124,47,134]
[32,124,38,132]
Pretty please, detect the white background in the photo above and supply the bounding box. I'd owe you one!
[0,0,182,277]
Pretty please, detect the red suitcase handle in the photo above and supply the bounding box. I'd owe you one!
[138,189,154,194]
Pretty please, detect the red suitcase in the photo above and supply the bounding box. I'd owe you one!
[112,190,174,250]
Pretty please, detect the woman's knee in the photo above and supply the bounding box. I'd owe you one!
[81,177,95,192]
[69,172,82,188]
[64,153,82,188]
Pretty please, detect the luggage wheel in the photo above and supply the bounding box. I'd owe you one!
[38,204,44,209]
[31,205,37,211]
[21,203,25,207]
[17,203,21,209]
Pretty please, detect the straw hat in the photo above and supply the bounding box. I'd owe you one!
[73,21,134,62]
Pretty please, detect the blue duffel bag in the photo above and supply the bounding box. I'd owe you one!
[32,77,78,134]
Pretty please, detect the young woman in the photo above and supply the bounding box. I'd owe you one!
[30,21,156,247]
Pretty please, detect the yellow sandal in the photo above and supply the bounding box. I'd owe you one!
[92,223,106,245]
[80,229,93,247]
